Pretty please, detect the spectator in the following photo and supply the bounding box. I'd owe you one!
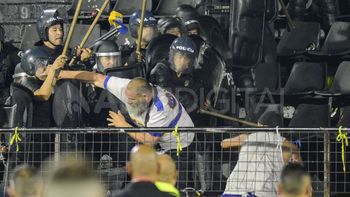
[113,145,173,197]
[58,73,195,152]
[155,154,180,197]
[221,111,301,196]
[276,163,312,197]
[45,156,105,197]
[7,165,43,197]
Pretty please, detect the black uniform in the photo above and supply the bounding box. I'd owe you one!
[112,182,173,197]
[150,61,196,112]
[0,42,21,104]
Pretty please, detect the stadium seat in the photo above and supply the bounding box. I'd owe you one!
[308,22,350,57]
[113,0,152,15]
[289,104,329,128]
[153,0,196,15]
[316,61,350,96]
[283,62,327,95]
[277,22,321,57]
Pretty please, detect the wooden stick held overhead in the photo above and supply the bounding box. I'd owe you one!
[69,0,110,66]
[136,0,148,63]
[62,0,83,56]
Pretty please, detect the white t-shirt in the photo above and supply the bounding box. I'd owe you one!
[223,132,285,197]
[104,76,195,151]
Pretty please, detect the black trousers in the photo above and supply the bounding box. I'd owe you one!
[166,142,196,190]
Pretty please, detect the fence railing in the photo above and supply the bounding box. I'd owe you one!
[0,127,349,196]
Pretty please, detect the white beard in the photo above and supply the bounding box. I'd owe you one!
[126,101,148,116]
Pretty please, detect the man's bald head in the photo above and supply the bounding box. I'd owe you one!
[125,78,153,115]
[157,154,177,185]
[128,145,158,181]
[127,77,153,95]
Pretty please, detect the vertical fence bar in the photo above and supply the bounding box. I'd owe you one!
[324,130,330,197]
[54,133,60,161]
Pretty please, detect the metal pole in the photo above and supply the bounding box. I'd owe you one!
[324,129,330,197]
[54,134,60,162]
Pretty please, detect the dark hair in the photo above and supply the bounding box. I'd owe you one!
[281,163,311,195]
[258,111,283,127]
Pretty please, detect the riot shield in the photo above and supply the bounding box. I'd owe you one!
[197,15,232,62]
[105,63,145,78]
[145,34,177,75]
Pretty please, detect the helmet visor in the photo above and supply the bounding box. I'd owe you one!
[96,52,122,72]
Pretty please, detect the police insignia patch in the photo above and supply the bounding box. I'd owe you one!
[165,92,176,109]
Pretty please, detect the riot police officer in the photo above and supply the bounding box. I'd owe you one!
[149,37,199,113]
[124,10,158,66]
[183,17,201,36]
[11,9,91,166]
[0,25,21,105]
[157,17,184,37]
[175,4,199,21]
[94,40,122,74]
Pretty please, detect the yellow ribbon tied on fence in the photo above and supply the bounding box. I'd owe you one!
[172,125,183,156]
[10,127,21,152]
[337,127,349,172]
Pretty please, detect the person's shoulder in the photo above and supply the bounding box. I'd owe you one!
[22,45,47,58]
[151,62,171,74]
[111,187,133,197]
[155,88,179,112]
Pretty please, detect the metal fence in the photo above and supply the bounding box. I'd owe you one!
[0,127,349,197]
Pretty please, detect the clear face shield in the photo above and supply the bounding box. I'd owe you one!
[96,52,122,73]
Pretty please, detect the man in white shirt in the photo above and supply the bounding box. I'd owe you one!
[59,71,195,150]
[220,111,301,197]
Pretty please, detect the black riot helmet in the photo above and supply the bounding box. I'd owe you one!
[94,40,122,73]
[157,17,183,37]
[37,9,64,41]
[129,10,158,38]
[169,36,197,74]
[176,4,199,21]
[20,47,50,76]
[183,17,201,35]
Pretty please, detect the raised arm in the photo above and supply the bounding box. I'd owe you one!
[34,55,66,101]
[58,70,106,89]
[221,134,249,149]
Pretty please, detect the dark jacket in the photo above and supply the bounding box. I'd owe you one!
[113,182,174,197]
[149,61,197,112]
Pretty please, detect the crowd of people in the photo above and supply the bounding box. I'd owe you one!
[5,145,312,197]
[0,3,323,197]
